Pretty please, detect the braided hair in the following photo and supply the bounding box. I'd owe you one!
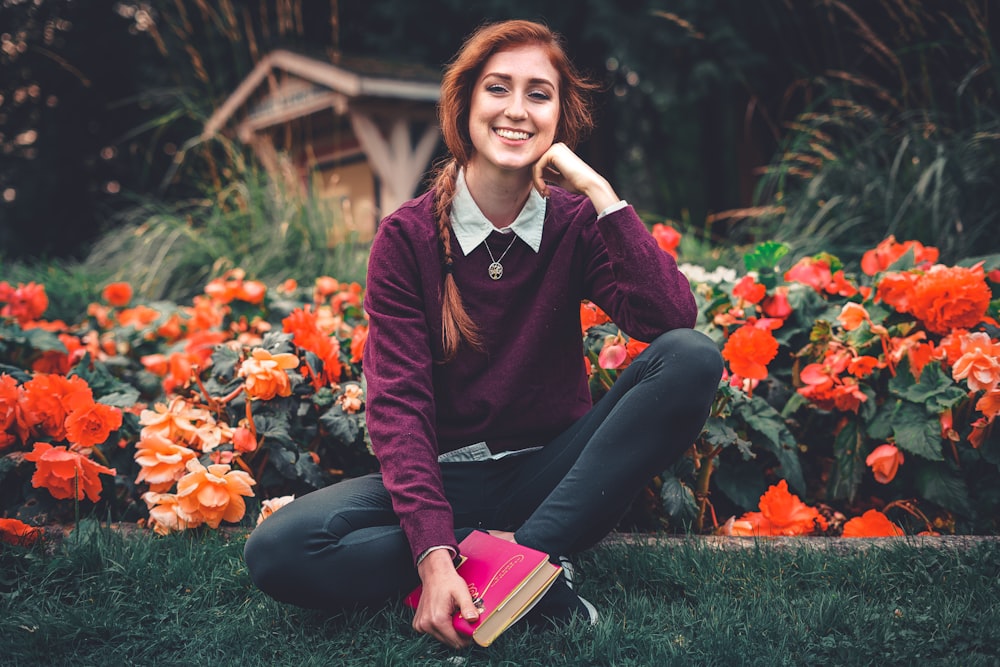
[434,20,598,361]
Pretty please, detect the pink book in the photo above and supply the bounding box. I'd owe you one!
[405,531,563,647]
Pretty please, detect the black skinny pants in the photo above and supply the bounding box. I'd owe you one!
[243,328,723,609]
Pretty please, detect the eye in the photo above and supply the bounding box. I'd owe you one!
[528,89,552,101]
[486,83,509,94]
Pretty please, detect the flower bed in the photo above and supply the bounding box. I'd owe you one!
[1,232,998,543]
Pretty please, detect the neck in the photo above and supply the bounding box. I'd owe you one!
[464,162,532,228]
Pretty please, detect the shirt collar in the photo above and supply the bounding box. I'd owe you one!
[450,168,546,256]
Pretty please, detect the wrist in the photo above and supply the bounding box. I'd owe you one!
[417,547,457,580]
[583,177,619,214]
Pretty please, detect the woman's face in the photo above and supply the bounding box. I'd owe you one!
[467,44,560,176]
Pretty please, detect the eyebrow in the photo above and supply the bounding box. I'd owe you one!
[482,73,556,88]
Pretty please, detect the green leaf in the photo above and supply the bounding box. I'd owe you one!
[733,395,805,493]
[294,453,328,489]
[743,241,790,273]
[828,419,864,502]
[23,328,68,353]
[890,361,962,407]
[659,474,698,523]
[320,406,361,445]
[67,355,133,401]
[914,462,973,517]
[254,413,295,448]
[713,462,768,511]
[98,388,141,409]
[866,402,895,441]
[891,402,945,461]
[261,330,296,355]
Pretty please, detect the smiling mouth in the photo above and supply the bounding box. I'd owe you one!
[493,128,533,141]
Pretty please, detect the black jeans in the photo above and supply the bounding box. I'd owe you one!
[243,328,723,609]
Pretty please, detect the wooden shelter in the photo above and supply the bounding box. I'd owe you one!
[203,50,442,240]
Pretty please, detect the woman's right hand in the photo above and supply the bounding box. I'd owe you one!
[412,549,480,650]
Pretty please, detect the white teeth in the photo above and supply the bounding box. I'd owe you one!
[494,128,531,140]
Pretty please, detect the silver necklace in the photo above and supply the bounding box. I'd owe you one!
[484,234,518,280]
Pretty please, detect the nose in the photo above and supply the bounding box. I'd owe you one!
[504,96,527,120]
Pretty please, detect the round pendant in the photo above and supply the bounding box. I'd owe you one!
[488,261,503,280]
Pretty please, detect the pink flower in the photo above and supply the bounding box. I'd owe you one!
[865,444,904,483]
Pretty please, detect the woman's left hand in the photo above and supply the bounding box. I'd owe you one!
[532,143,619,213]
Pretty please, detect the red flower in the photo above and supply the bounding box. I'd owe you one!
[0,281,49,324]
[722,324,779,380]
[64,396,124,449]
[651,223,681,257]
[733,276,766,304]
[24,442,116,502]
[865,444,904,483]
[860,236,938,276]
[842,509,904,537]
[350,324,368,364]
[881,264,992,335]
[0,518,42,547]
[101,281,133,307]
[784,257,832,293]
[761,288,792,319]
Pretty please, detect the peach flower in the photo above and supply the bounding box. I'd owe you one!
[175,459,255,528]
[865,444,904,484]
[134,432,199,492]
[950,332,1000,392]
[256,495,296,525]
[837,303,869,331]
[238,348,299,400]
[142,491,197,535]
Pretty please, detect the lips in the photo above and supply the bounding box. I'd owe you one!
[493,128,533,141]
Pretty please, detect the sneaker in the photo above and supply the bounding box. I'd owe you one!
[523,570,598,628]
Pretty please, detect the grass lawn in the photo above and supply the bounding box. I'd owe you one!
[2,525,999,666]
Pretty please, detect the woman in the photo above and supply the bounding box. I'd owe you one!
[244,19,723,650]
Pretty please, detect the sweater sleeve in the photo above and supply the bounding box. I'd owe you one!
[585,203,697,339]
[362,214,458,564]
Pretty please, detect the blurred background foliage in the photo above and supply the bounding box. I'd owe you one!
[0,0,997,299]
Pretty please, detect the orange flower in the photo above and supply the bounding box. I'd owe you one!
[18,374,93,441]
[0,517,42,547]
[282,307,342,384]
[175,459,255,528]
[651,223,681,258]
[0,374,21,442]
[314,276,340,300]
[30,333,84,375]
[865,444,904,483]
[239,348,299,400]
[905,264,992,335]
[232,426,258,453]
[860,236,938,276]
[116,304,160,329]
[64,396,123,449]
[722,324,779,380]
[350,324,368,364]
[24,442,116,502]
[134,432,199,492]
[730,481,827,536]
[824,270,858,298]
[756,480,828,536]
[580,301,611,333]
[976,389,1000,420]
[837,303,869,331]
[950,332,1000,392]
[841,509,904,537]
[256,495,296,525]
[101,281,133,307]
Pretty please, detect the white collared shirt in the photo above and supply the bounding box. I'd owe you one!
[450,169,546,255]
[450,169,628,255]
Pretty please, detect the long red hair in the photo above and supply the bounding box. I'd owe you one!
[433,20,599,361]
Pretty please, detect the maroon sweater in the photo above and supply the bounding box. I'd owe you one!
[362,186,696,563]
